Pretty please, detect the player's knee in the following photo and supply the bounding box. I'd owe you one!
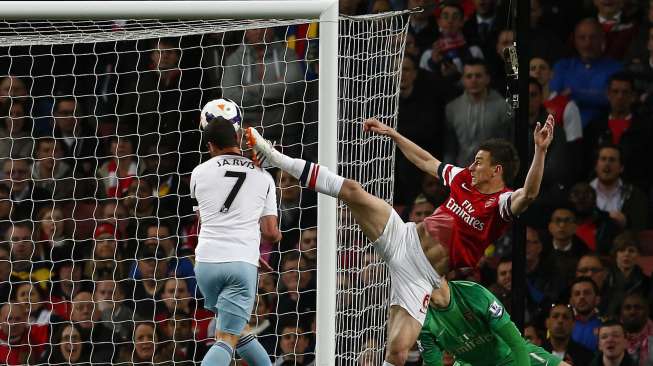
[339,179,363,202]
[215,330,239,348]
[385,345,408,365]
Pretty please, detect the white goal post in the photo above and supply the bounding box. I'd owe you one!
[1,2,410,365]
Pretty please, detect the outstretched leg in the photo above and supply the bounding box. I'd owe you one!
[246,127,391,241]
[385,305,423,365]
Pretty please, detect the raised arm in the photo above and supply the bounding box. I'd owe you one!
[510,114,554,216]
[363,118,441,177]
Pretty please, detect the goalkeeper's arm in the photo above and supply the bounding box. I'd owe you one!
[495,322,529,366]
[363,118,441,177]
[418,332,444,366]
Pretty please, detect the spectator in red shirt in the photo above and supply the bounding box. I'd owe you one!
[0,303,48,365]
[585,72,653,191]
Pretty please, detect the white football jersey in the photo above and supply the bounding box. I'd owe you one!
[190,153,277,266]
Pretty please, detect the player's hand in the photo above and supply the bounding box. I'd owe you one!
[533,114,554,152]
[609,210,627,228]
[363,118,395,137]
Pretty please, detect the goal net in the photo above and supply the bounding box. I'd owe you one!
[0,10,410,366]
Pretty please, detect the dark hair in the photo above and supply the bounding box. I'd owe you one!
[570,276,599,295]
[611,231,639,256]
[529,77,542,92]
[550,202,578,219]
[596,143,623,165]
[476,138,520,183]
[204,118,238,149]
[439,0,464,16]
[608,71,635,91]
[598,319,625,335]
[463,57,490,74]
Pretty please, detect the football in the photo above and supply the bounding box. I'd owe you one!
[199,98,243,130]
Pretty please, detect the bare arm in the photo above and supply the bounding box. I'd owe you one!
[260,215,282,243]
[363,118,442,177]
[510,115,554,216]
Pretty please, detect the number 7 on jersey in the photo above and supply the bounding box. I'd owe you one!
[220,171,246,213]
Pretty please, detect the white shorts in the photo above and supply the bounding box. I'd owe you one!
[374,209,442,324]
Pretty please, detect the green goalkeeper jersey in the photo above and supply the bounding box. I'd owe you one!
[419,281,531,366]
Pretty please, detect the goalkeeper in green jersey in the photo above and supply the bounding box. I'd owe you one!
[419,280,571,366]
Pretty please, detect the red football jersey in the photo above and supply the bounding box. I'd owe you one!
[423,164,513,269]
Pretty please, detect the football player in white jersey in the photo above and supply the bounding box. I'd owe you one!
[192,116,281,366]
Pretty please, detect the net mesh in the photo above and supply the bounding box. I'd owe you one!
[0,11,410,365]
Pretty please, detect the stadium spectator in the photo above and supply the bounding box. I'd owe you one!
[0,76,28,116]
[278,251,316,322]
[85,223,128,281]
[593,0,638,60]
[93,277,135,343]
[543,303,595,366]
[97,136,143,198]
[626,25,653,106]
[420,1,484,77]
[525,226,553,310]
[42,323,91,365]
[36,206,68,251]
[527,0,565,64]
[569,182,621,254]
[529,56,583,144]
[488,256,517,317]
[132,220,197,293]
[395,56,445,205]
[590,144,649,232]
[0,303,48,365]
[419,171,448,208]
[131,246,168,320]
[407,194,436,224]
[620,292,653,365]
[7,222,51,285]
[443,58,511,166]
[221,27,305,154]
[2,158,51,221]
[592,320,636,366]
[570,277,603,351]
[273,321,314,366]
[406,0,439,55]
[160,310,209,364]
[486,28,513,92]
[70,290,115,364]
[576,253,611,315]
[0,101,33,160]
[298,227,318,269]
[31,136,74,200]
[98,198,129,240]
[542,206,588,301]
[118,38,202,174]
[603,232,650,316]
[585,73,653,191]
[10,281,53,326]
[463,0,501,57]
[550,18,623,127]
[527,78,581,216]
[117,321,171,364]
[523,322,544,346]
[50,259,86,320]
[142,143,193,226]
[124,177,158,222]
[50,96,98,177]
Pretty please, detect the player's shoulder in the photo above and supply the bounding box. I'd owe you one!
[450,281,495,300]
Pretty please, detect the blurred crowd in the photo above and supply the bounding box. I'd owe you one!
[1,0,653,365]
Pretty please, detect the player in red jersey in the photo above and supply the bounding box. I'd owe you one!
[245,114,553,366]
